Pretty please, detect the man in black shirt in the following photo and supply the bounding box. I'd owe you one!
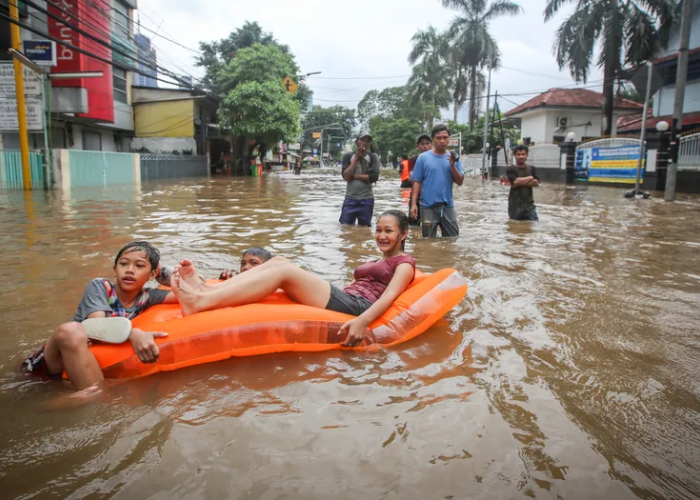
[506,145,540,221]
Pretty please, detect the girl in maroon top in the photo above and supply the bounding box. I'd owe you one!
[171,210,416,347]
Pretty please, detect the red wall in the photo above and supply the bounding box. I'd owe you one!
[48,0,114,122]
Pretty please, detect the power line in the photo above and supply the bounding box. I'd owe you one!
[86,0,201,54]
[308,74,412,80]
[0,11,195,89]
[499,65,576,82]
[21,0,176,83]
[36,0,201,86]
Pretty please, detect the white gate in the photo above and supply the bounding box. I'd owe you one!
[678,132,700,170]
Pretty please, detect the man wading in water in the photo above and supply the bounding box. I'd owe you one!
[339,131,380,226]
[410,125,464,237]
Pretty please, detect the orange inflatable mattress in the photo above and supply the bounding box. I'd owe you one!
[91,268,468,379]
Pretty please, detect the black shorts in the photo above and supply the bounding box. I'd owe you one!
[326,285,373,316]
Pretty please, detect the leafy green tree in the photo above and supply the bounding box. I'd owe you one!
[544,0,677,136]
[219,81,301,150]
[407,26,454,130]
[217,43,298,93]
[441,0,521,128]
[301,105,356,157]
[197,21,312,107]
[217,44,301,165]
[357,86,422,126]
[197,22,290,93]
[369,117,423,164]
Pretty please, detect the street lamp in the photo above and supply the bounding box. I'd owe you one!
[566,131,576,142]
[655,120,671,191]
[300,71,321,77]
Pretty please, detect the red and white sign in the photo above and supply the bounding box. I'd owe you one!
[48,0,114,122]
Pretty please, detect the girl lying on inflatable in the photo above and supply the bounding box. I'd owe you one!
[171,209,416,349]
[24,210,416,389]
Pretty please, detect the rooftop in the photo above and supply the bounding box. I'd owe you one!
[504,88,643,117]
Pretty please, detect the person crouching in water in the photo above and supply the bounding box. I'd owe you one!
[22,242,176,390]
[170,210,415,347]
[339,131,380,226]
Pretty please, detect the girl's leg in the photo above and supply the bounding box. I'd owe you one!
[44,322,105,390]
[174,259,332,316]
[176,256,289,290]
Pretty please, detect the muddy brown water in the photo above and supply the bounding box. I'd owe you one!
[1,169,699,500]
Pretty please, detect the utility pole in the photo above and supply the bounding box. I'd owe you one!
[9,0,32,190]
[665,0,693,201]
[481,68,492,178]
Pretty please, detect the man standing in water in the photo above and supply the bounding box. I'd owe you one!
[410,125,464,237]
[506,145,540,221]
[340,131,380,226]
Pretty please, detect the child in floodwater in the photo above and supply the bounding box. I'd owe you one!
[218,247,272,280]
[22,241,177,390]
[170,210,416,347]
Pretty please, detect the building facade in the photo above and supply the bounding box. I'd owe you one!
[132,32,157,88]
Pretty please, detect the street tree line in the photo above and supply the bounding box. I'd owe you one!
[197,1,679,168]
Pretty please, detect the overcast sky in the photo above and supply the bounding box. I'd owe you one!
[135,0,605,118]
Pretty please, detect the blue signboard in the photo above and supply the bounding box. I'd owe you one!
[575,145,645,184]
[22,40,56,67]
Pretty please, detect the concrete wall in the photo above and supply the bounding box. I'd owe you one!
[134,99,194,137]
[130,137,197,154]
[654,80,700,116]
[519,108,636,144]
[657,1,700,59]
[52,149,140,189]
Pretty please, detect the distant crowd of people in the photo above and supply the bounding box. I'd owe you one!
[339,124,541,237]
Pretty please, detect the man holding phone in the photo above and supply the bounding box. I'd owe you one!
[410,124,464,237]
[340,131,380,226]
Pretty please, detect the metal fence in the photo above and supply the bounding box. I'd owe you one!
[0,150,45,189]
[678,132,700,170]
[140,154,208,181]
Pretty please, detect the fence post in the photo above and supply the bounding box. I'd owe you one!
[561,141,577,184]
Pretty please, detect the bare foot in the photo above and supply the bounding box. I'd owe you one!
[176,259,205,291]
[171,273,204,316]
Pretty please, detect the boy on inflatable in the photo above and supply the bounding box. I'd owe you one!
[22,242,178,390]
[170,210,416,347]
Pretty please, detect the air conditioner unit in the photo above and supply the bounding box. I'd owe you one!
[557,117,568,128]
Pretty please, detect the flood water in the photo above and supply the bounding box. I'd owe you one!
[1,169,700,500]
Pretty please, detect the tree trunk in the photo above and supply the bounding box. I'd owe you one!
[454,98,459,123]
[601,32,620,136]
[469,64,477,129]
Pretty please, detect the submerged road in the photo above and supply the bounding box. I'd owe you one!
[1,169,699,499]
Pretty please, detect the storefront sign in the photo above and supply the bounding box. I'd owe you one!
[0,98,44,131]
[22,40,57,67]
[0,64,41,96]
[48,0,114,122]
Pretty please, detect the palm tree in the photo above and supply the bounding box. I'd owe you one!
[441,0,522,128]
[545,0,677,136]
[408,26,454,130]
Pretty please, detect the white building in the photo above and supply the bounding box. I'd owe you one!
[504,88,642,144]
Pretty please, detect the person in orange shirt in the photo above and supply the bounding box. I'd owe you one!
[400,155,411,188]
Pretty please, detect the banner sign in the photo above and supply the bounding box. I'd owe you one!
[0,98,44,131]
[575,145,644,184]
[22,40,57,67]
[0,63,41,96]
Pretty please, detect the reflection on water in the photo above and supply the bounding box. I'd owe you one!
[1,170,700,499]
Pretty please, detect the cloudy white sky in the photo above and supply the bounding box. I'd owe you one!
[135,0,605,118]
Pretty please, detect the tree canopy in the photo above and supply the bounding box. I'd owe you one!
[301,105,357,158]
[216,43,301,154]
[545,0,677,135]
